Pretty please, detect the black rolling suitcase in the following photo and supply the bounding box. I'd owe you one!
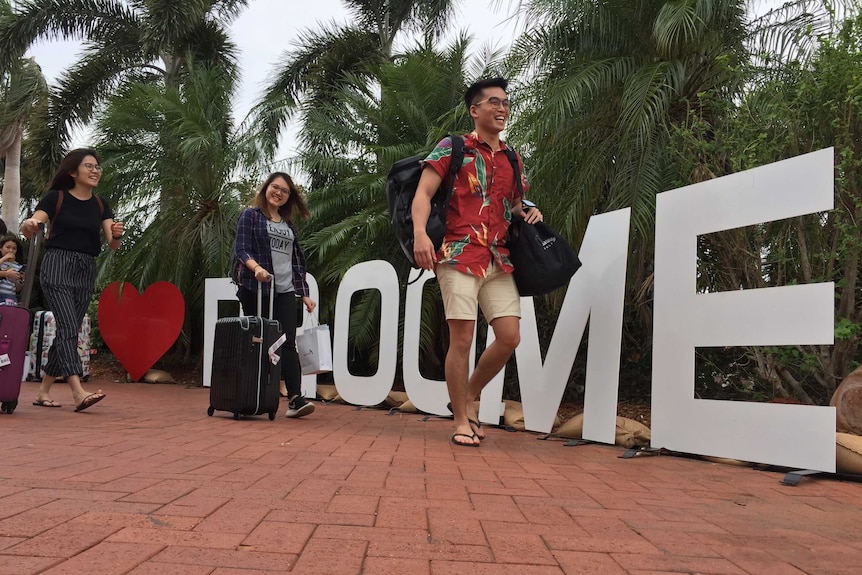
[208,281,282,420]
[0,224,43,414]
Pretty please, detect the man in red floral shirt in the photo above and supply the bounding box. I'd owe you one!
[412,77,544,447]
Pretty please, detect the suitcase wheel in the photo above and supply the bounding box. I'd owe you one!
[268,412,276,421]
[233,412,240,420]
[1,400,17,414]
[207,406,215,417]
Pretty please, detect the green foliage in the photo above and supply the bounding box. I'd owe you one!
[92,61,263,355]
[251,0,459,159]
[507,0,747,240]
[835,318,861,341]
[674,10,862,404]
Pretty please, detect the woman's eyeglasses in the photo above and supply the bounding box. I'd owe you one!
[269,183,291,195]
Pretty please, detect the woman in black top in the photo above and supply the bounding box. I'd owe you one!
[21,148,124,411]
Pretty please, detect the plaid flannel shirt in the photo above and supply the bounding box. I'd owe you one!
[234,207,310,297]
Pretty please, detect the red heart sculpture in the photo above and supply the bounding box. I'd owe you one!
[98,281,185,381]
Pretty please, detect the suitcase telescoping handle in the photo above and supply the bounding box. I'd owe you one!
[19,222,45,310]
[256,274,275,320]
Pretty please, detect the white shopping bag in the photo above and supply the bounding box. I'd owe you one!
[296,324,333,375]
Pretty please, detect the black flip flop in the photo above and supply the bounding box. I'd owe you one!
[32,399,62,408]
[451,433,479,447]
[74,393,105,412]
[468,418,485,440]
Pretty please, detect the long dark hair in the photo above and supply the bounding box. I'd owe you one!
[250,172,311,222]
[47,148,101,191]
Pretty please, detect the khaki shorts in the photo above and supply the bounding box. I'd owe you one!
[435,261,521,322]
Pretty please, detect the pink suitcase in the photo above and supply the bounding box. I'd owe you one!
[0,305,30,413]
[0,224,43,413]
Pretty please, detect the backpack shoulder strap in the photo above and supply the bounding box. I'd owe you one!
[53,189,64,221]
[504,146,525,198]
[440,133,465,214]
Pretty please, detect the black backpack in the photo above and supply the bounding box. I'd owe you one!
[386,134,465,268]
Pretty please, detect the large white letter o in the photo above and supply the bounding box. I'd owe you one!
[333,260,399,405]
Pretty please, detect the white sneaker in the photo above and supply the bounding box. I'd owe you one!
[285,396,315,418]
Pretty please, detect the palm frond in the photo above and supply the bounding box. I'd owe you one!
[91,60,258,351]
[0,0,138,72]
[748,0,851,65]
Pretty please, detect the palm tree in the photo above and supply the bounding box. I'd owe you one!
[508,0,750,243]
[92,60,262,355]
[0,55,47,232]
[0,0,247,171]
[507,0,852,264]
[251,0,460,159]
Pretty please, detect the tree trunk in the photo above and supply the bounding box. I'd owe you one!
[1,127,22,233]
[158,53,183,213]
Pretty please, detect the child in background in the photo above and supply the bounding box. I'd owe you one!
[0,236,24,305]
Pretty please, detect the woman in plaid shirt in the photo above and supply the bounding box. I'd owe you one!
[233,173,317,418]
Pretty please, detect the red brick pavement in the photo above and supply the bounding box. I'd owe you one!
[0,380,860,574]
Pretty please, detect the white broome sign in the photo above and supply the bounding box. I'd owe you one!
[204,149,836,472]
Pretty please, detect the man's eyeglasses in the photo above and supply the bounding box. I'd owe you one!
[269,183,291,195]
[81,163,102,172]
[474,97,510,109]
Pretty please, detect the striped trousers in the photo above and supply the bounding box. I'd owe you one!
[40,249,95,378]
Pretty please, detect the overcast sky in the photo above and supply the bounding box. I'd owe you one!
[22,0,782,157]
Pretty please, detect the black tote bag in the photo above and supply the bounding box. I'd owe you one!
[507,217,582,296]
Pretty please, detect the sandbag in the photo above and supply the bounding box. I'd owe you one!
[316,384,339,401]
[552,413,584,439]
[141,369,175,383]
[700,456,751,467]
[503,400,526,430]
[615,416,651,448]
[836,433,862,475]
[398,399,419,413]
[551,413,651,448]
[503,400,560,432]
[830,366,862,435]
[385,391,409,408]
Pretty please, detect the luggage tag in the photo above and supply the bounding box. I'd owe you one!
[268,333,287,365]
[0,354,10,367]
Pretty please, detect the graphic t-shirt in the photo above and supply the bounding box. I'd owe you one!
[267,219,295,293]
